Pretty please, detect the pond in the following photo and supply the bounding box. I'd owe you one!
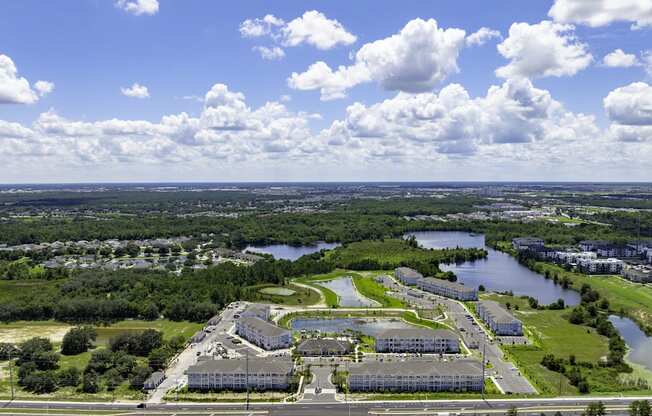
[318,276,380,307]
[609,315,652,372]
[405,231,581,306]
[243,242,340,261]
[291,317,416,337]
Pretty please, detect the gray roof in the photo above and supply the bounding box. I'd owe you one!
[187,358,293,375]
[478,301,521,325]
[395,267,423,278]
[296,338,352,354]
[376,328,457,340]
[513,237,544,244]
[418,277,476,294]
[238,316,290,337]
[348,359,482,377]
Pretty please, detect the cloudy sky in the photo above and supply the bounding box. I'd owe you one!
[1,0,652,183]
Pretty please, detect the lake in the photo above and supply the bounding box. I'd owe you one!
[405,231,581,306]
[318,276,380,307]
[609,315,652,372]
[292,317,416,337]
[243,242,340,261]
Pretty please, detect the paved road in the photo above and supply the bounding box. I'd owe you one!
[3,396,650,415]
[301,364,338,403]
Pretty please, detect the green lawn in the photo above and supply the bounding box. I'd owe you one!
[482,293,651,395]
[531,262,652,332]
[250,283,321,306]
[351,274,406,308]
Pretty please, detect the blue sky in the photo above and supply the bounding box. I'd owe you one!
[0,0,651,182]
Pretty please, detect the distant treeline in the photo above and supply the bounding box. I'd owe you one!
[0,254,331,324]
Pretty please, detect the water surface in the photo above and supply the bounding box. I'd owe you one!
[405,231,581,306]
[319,276,380,307]
[243,242,340,261]
[609,315,652,372]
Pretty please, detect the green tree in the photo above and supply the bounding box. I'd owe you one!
[82,371,100,393]
[61,326,97,355]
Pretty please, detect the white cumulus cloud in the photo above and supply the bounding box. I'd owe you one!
[115,0,159,16]
[34,80,55,97]
[549,0,652,29]
[252,46,286,60]
[466,27,502,46]
[496,21,592,79]
[0,54,52,105]
[121,83,150,98]
[602,49,640,67]
[239,14,285,38]
[604,82,652,126]
[280,10,357,50]
[289,18,466,100]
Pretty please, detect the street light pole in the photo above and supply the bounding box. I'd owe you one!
[245,350,250,411]
[8,350,15,400]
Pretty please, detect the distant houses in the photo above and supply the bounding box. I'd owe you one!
[477,301,523,336]
[187,358,294,391]
[416,277,478,301]
[347,360,483,392]
[374,328,460,353]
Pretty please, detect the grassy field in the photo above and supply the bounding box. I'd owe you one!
[0,318,200,401]
[0,279,59,304]
[252,283,321,306]
[532,262,652,332]
[351,273,406,308]
[482,293,652,395]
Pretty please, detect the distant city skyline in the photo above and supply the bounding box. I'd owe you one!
[1,0,651,182]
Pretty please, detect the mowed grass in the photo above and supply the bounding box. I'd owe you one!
[251,283,321,306]
[533,262,652,331]
[351,273,406,308]
[482,293,627,395]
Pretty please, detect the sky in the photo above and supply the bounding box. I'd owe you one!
[1,0,652,183]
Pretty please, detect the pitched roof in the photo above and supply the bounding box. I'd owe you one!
[348,360,482,377]
[478,301,521,325]
[188,358,294,375]
[238,316,290,337]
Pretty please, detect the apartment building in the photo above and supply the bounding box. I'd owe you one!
[187,358,294,391]
[240,304,271,321]
[512,237,544,251]
[347,360,483,392]
[235,316,292,350]
[623,266,652,283]
[375,328,459,353]
[395,267,423,285]
[416,277,478,301]
[577,258,625,274]
[556,251,597,265]
[476,301,523,336]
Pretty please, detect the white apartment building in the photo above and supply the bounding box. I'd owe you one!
[416,277,478,301]
[395,267,423,285]
[512,237,544,251]
[375,328,459,353]
[235,317,292,350]
[556,251,597,265]
[347,360,483,392]
[187,358,294,391]
[577,258,625,275]
[476,301,523,336]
